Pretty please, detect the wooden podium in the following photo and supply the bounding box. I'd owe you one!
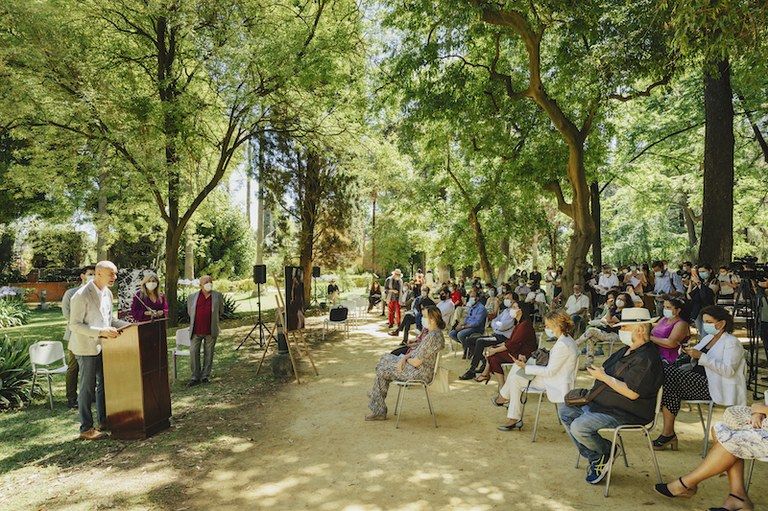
[102,319,172,440]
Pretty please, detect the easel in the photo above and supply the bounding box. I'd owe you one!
[254,275,318,383]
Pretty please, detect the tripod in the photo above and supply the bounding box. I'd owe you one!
[236,282,273,350]
[309,276,319,307]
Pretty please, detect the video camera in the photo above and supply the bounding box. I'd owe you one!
[729,255,768,281]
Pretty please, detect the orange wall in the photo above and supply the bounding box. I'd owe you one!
[10,282,74,302]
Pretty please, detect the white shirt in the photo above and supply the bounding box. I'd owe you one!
[491,307,516,337]
[436,299,455,325]
[597,273,619,294]
[565,293,590,315]
[98,285,113,329]
[526,290,547,304]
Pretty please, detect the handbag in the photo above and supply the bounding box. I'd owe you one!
[519,348,551,404]
[722,406,768,432]
[564,362,629,407]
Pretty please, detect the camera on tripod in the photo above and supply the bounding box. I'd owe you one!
[729,255,768,281]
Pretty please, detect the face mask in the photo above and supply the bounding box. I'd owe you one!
[655,271,663,277]
[488,290,495,297]
[619,329,634,346]
[503,299,512,307]
[702,322,719,335]
[574,292,581,297]
[421,291,428,297]
[146,282,158,291]
[544,327,556,339]
[203,283,213,292]
[467,298,476,306]
[698,271,710,280]
[615,299,625,308]
[630,266,636,271]
[663,309,673,318]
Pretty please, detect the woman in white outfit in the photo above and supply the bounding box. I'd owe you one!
[493,309,579,431]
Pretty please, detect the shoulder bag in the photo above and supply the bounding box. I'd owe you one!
[564,361,629,407]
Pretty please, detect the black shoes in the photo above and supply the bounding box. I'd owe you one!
[187,380,200,387]
[458,370,475,380]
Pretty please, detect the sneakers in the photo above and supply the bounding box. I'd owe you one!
[585,444,621,484]
[364,413,387,421]
[79,428,107,441]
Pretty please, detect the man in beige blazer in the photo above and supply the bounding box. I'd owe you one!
[68,261,130,440]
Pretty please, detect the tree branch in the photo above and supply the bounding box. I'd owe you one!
[544,181,574,218]
[608,74,672,102]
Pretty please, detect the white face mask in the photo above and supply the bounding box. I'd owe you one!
[615,299,625,308]
[544,327,556,339]
[503,299,513,308]
[630,266,636,271]
[146,282,158,291]
[203,283,213,292]
[85,275,95,283]
[655,271,663,277]
[421,291,428,297]
[467,297,476,307]
[663,309,674,318]
[619,329,634,346]
[488,290,496,297]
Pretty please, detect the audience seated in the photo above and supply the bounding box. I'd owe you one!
[389,291,435,343]
[686,265,716,335]
[623,263,648,296]
[576,290,628,369]
[653,305,747,451]
[366,306,446,421]
[515,279,531,299]
[449,288,488,359]
[493,309,578,431]
[559,307,664,485]
[436,290,455,329]
[649,297,690,364]
[564,284,590,334]
[367,279,382,312]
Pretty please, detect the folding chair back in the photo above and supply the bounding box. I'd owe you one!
[175,327,192,348]
[29,341,66,369]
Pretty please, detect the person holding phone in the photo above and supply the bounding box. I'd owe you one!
[68,260,130,440]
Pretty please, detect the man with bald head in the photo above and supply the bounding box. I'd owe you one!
[68,260,130,440]
[187,275,223,387]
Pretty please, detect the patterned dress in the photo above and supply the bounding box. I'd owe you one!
[714,397,768,462]
[368,330,445,416]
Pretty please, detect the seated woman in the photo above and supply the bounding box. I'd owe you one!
[650,297,690,364]
[653,305,747,450]
[654,396,767,510]
[130,272,168,322]
[687,266,716,336]
[462,292,527,382]
[480,302,536,389]
[559,307,665,484]
[366,306,446,421]
[367,279,382,312]
[493,309,578,431]
[623,264,648,296]
[576,291,627,369]
[389,290,434,343]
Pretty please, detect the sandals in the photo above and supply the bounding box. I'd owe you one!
[474,374,490,383]
[490,395,508,407]
[708,493,751,511]
[654,477,697,498]
[652,434,679,451]
[497,420,523,431]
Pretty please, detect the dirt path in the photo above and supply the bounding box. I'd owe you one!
[3,315,766,510]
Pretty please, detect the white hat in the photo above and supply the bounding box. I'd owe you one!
[614,307,659,326]
[393,269,402,276]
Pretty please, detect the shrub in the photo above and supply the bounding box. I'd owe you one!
[0,296,30,328]
[0,336,38,409]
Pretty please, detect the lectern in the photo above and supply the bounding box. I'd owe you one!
[102,319,172,440]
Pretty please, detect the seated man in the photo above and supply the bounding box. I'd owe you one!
[389,288,434,343]
[459,291,518,380]
[436,290,456,329]
[449,289,488,359]
[559,308,664,485]
[564,284,590,333]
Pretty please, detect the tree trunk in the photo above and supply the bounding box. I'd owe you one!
[96,170,109,261]
[547,222,559,269]
[681,199,698,251]
[468,207,494,282]
[371,191,377,275]
[165,226,180,326]
[698,58,734,268]
[255,133,266,265]
[531,232,539,269]
[298,151,322,305]
[560,147,596,296]
[496,235,510,284]
[184,228,195,279]
[590,181,602,268]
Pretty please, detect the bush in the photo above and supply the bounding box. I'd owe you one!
[0,296,30,328]
[0,336,38,409]
[176,293,239,324]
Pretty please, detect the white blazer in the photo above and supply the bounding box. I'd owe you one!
[524,335,579,403]
[68,281,130,356]
[695,332,747,406]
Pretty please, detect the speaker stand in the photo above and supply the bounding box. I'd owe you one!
[236,282,273,350]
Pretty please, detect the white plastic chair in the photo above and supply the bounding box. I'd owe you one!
[172,328,191,380]
[393,352,442,429]
[29,341,68,410]
[575,387,664,497]
[323,305,350,339]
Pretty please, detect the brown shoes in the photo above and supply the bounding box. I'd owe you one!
[80,428,108,440]
[365,413,387,421]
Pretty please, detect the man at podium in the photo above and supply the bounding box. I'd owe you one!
[68,260,130,440]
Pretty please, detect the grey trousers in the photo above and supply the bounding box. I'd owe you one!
[190,334,217,381]
[76,354,106,433]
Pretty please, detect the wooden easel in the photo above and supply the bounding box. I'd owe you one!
[272,275,318,377]
[255,303,302,383]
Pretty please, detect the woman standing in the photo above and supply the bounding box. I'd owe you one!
[653,305,746,451]
[130,272,168,322]
[366,306,446,421]
[493,310,578,431]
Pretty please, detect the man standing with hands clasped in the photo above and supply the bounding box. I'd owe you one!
[61,265,96,409]
[68,261,130,440]
[187,275,223,387]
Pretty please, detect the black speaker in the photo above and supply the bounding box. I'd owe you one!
[312,266,320,278]
[253,264,267,284]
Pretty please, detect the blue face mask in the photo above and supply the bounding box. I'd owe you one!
[544,327,556,339]
[698,271,710,280]
[702,323,719,335]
